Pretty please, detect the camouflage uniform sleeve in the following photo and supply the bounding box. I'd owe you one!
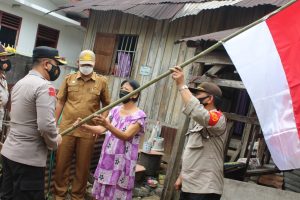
[182,96,226,134]
[36,83,59,150]
[99,76,111,107]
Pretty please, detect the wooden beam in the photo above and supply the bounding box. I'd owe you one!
[224,112,259,125]
[161,115,190,200]
[240,104,256,158]
[230,143,242,162]
[246,168,280,176]
[205,64,224,75]
[195,76,245,89]
[224,120,234,158]
[195,51,233,65]
[189,65,224,85]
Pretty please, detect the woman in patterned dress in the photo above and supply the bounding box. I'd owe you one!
[80,80,146,200]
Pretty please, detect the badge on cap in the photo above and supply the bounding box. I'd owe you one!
[80,53,93,61]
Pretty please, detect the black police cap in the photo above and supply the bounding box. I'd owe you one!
[32,46,67,65]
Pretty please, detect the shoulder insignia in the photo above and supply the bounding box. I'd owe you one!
[208,111,222,126]
[48,87,56,97]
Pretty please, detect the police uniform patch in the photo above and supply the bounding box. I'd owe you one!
[208,111,222,126]
[48,87,56,97]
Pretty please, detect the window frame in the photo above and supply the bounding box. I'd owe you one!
[111,34,139,78]
[0,10,22,47]
[35,24,60,48]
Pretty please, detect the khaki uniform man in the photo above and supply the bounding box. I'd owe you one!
[1,46,64,200]
[171,66,227,200]
[54,50,111,200]
[0,45,15,132]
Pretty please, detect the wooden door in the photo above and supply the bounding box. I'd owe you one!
[93,33,117,75]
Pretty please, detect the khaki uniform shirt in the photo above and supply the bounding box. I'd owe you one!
[181,96,227,195]
[57,71,111,138]
[1,70,59,167]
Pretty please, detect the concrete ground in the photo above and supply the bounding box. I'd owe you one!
[221,179,300,200]
[133,196,160,200]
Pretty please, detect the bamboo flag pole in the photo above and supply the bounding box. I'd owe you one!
[60,0,296,136]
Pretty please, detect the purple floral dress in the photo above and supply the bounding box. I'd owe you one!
[92,105,146,200]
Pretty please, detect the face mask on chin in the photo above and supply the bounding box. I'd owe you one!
[47,63,61,81]
[79,66,93,75]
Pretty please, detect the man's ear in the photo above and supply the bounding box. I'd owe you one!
[208,95,214,104]
[43,59,51,70]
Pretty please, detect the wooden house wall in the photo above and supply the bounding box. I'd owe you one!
[83,6,274,129]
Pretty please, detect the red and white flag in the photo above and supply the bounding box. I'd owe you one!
[224,1,300,170]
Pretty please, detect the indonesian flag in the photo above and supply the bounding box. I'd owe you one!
[224,1,300,170]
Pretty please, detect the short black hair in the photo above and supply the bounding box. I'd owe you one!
[32,58,43,66]
[121,79,141,102]
[213,95,222,110]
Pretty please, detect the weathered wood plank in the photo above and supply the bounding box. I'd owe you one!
[224,112,259,125]
[110,77,124,101]
[112,12,123,34]
[134,19,156,109]
[205,64,224,75]
[108,11,117,33]
[146,21,170,119]
[130,15,140,34]
[195,76,245,89]
[82,10,96,49]
[240,104,256,158]
[189,65,224,88]
[101,12,111,33]
[146,20,170,120]
[224,120,234,158]
[230,143,242,162]
[246,168,280,177]
[135,20,156,84]
[124,14,134,34]
[131,18,149,81]
[119,12,128,34]
[161,115,190,200]
[165,18,187,124]
[156,20,179,122]
[171,16,194,126]
[140,20,164,114]
[195,51,233,65]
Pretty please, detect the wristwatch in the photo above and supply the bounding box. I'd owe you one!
[178,85,188,92]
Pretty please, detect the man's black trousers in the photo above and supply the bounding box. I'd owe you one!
[0,156,45,200]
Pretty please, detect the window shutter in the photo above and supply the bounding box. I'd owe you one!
[37,25,59,42]
[1,12,22,30]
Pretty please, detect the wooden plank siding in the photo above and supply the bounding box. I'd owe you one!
[83,6,273,129]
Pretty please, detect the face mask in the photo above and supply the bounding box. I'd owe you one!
[0,59,12,71]
[79,66,93,75]
[198,96,210,106]
[47,63,61,81]
[119,90,132,104]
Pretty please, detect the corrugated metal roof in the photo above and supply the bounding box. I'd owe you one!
[126,4,184,19]
[172,0,244,20]
[177,27,241,43]
[61,0,292,20]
